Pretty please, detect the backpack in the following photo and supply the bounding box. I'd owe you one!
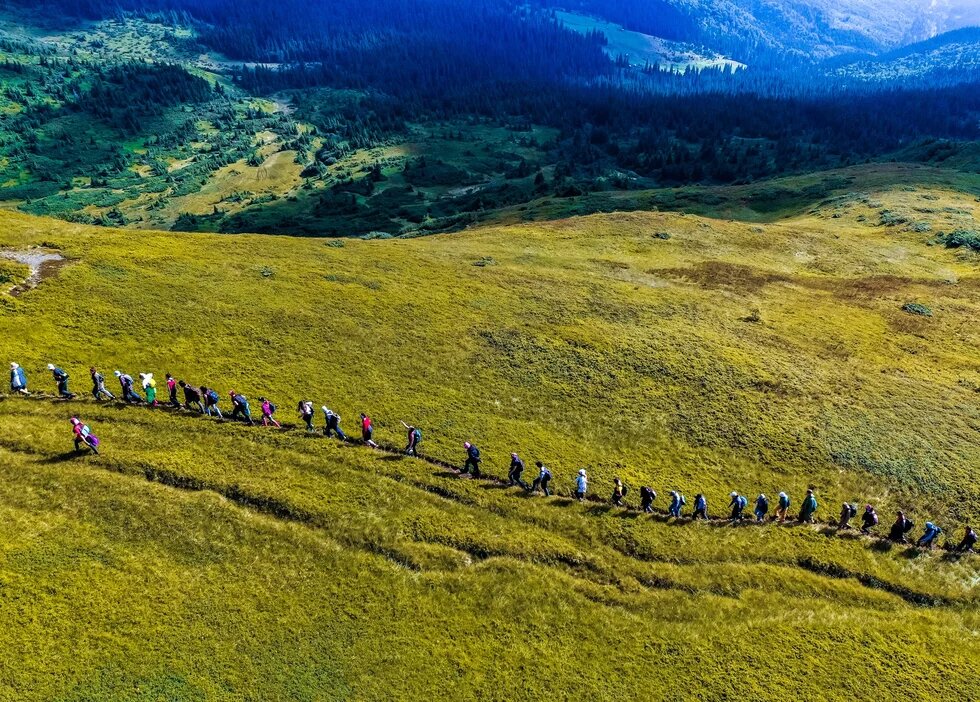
[269,403,277,414]
[87,435,100,448]
[903,519,915,534]
[208,390,219,403]
[622,485,629,497]
[738,496,747,509]
[413,428,422,442]
[848,504,857,518]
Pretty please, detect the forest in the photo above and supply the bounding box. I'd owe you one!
[2,0,978,236]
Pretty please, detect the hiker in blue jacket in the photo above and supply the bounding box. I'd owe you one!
[461,442,482,477]
[9,362,28,395]
[48,363,74,398]
[115,371,143,404]
[531,462,552,496]
[575,469,588,500]
[754,494,770,522]
[201,386,223,418]
[229,391,254,425]
[917,522,942,549]
[729,492,747,520]
[693,493,708,520]
[668,490,686,518]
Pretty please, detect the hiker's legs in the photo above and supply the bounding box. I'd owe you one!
[542,477,551,496]
[74,437,83,451]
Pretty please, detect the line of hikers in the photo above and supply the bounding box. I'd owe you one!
[9,360,978,556]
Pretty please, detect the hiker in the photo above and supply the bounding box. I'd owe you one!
[322,407,346,440]
[115,371,143,404]
[402,421,421,456]
[956,526,977,553]
[530,462,552,496]
[229,392,254,425]
[917,522,942,550]
[256,397,280,428]
[360,413,378,447]
[729,492,747,520]
[639,486,656,513]
[298,401,315,432]
[202,386,223,418]
[888,511,913,543]
[692,493,708,520]
[611,478,626,506]
[798,489,818,523]
[754,494,770,522]
[69,417,100,455]
[139,373,157,406]
[508,453,529,490]
[860,505,879,534]
[838,502,858,530]
[179,380,204,413]
[166,374,180,407]
[775,492,791,522]
[461,442,482,477]
[668,490,686,518]
[90,367,115,401]
[9,362,29,395]
[575,469,588,500]
[48,363,74,398]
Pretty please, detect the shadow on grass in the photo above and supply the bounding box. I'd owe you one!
[41,450,85,464]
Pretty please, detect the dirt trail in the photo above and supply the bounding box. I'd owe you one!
[1,249,69,297]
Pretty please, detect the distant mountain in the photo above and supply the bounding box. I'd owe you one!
[828,26,980,83]
[552,0,980,60]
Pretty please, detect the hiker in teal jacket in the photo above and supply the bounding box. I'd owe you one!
[798,489,818,523]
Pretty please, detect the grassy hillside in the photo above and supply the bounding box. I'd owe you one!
[0,175,978,697]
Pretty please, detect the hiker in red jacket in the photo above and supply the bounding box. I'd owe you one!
[70,417,100,455]
[360,413,378,448]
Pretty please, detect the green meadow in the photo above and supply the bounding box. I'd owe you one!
[0,170,978,698]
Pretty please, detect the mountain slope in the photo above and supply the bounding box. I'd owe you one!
[0,187,978,697]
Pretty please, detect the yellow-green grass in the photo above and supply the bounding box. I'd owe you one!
[0,198,978,697]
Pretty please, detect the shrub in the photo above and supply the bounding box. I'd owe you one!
[943,229,980,252]
[902,302,932,317]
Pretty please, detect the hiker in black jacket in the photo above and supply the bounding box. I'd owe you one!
[508,453,529,490]
[889,511,913,543]
[322,407,347,440]
[178,380,204,413]
[956,526,977,553]
[860,505,879,534]
[640,486,656,513]
[461,442,481,477]
[530,462,552,496]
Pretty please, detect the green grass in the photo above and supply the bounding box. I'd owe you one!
[0,191,978,697]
